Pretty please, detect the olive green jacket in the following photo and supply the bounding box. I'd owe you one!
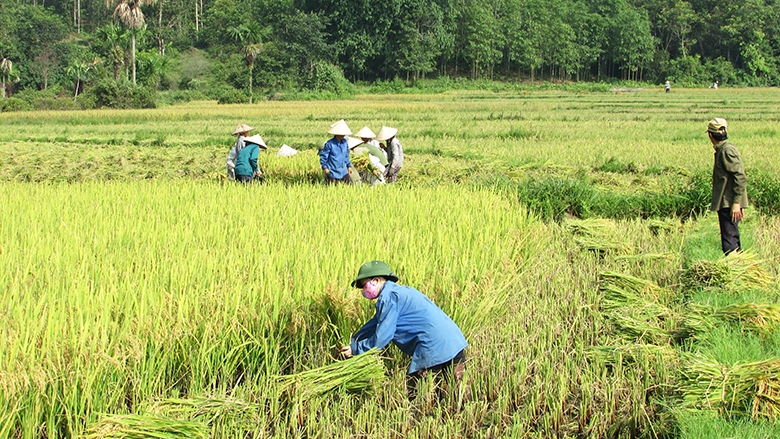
[710,140,748,211]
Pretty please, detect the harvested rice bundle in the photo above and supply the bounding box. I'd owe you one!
[681,356,780,420]
[713,303,780,336]
[682,251,774,292]
[85,414,208,439]
[614,253,676,262]
[350,153,373,174]
[647,219,678,235]
[277,349,385,399]
[586,343,679,365]
[566,219,634,255]
[599,271,676,305]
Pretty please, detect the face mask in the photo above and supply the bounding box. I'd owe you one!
[362,279,381,299]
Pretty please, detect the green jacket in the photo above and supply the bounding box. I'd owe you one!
[711,140,748,211]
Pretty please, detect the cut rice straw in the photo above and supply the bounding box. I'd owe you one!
[277,348,385,399]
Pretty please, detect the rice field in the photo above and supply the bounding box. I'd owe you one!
[1,88,780,438]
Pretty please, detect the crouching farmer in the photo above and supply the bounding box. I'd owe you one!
[340,260,468,399]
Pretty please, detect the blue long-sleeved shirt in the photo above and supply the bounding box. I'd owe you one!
[235,143,260,176]
[319,137,352,179]
[350,281,468,374]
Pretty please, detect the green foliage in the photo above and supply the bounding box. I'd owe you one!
[750,170,780,216]
[87,79,157,109]
[517,175,593,222]
[216,88,248,104]
[0,97,32,112]
[300,61,353,95]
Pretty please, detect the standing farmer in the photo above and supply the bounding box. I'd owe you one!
[665,80,671,93]
[226,123,254,180]
[320,119,354,185]
[708,118,748,254]
[376,126,403,183]
[340,261,468,399]
[234,134,267,183]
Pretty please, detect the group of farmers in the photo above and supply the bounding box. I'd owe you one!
[220,115,748,401]
[225,119,404,186]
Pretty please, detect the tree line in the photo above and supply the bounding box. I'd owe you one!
[1,0,779,107]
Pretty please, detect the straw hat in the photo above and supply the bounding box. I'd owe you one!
[347,137,363,149]
[355,126,376,139]
[327,119,352,136]
[375,126,398,141]
[233,123,254,135]
[244,134,267,149]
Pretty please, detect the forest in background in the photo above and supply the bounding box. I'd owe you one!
[1,0,780,109]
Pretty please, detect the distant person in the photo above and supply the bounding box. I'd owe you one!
[340,260,468,399]
[320,119,354,185]
[376,126,403,183]
[234,134,267,183]
[665,80,671,93]
[349,136,386,186]
[709,81,719,89]
[226,123,253,180]
[354,126,388,166]
[707,118,748,254]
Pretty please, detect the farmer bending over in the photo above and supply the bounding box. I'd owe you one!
[341,260,468,399]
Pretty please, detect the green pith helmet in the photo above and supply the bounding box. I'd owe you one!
[351,260,399,287]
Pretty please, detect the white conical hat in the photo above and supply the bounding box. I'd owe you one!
[375,126,398,141]
[347,137,363,149]
[327,119,352,136]
[232,123,254,135]
[244,134,267,149]
[355,126,376,139]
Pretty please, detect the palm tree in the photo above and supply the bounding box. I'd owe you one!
[67,59,100,101]
[95,24,129,82]
[106,0,157,85]
[228,23,265,104]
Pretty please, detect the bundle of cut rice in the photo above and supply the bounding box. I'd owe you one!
[681,356,780,420]
[682,251,774,292]
[566,219,634,255]
[586,343,679,365]
[277,349,385,399]
[713,303,780,336]
[350,153,373,174]
[84,414,208,439]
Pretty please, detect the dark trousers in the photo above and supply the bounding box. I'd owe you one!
[406,350,466,400]
[717,207,741,255]
[325,174,352,185]
[235,174,254,183]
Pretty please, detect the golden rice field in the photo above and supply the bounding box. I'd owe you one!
[1,88,780,438]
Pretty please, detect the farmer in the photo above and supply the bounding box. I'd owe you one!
[226,123,253,180]
[340,260,468,399]
[234,133,267,183]
[349,137,386,186]
[376,126,403,183]
[320,119,354,185]
[354,126,388,167]
[665,80,671,93]
[707,118,748,254]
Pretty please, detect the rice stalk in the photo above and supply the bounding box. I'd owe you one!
[681,356,780,420]
[566,219,634,255]
[682,251,775,292]
[84,414,208,439]
[713,303,780,336]
[276,348,385,399]
[599,271,676,304]
[586,343,679,365]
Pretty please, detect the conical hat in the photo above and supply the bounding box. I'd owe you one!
[355,126,376,139]
[233,123,254,135]
[375,126,398,141]
[327,119,352,136]
[244,134,267,149]
[346,137,363,149]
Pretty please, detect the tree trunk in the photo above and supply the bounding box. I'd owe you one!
[73,79,80,101]
[248,64,253,104]
[195,1,199,32]
[132,34,137,85]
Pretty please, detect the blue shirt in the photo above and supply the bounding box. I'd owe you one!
[350,281,468,374]
[235,143,260,176]
[319,137,352,179]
